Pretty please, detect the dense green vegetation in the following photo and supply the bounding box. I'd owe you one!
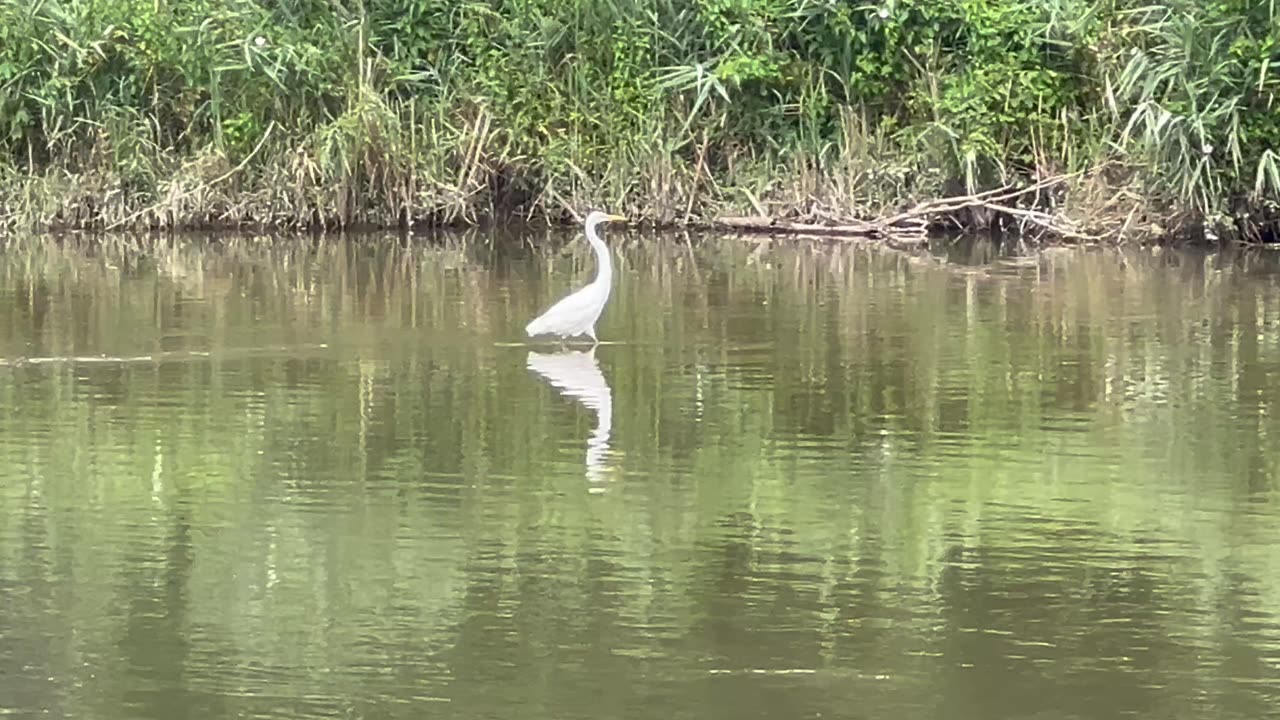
[1,0,1277,240]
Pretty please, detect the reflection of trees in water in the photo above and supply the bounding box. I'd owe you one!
[2,235,1280,716]
[656,504,1280,719]
[0,232,509,357]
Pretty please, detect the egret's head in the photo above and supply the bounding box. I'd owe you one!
[585,210,627,228]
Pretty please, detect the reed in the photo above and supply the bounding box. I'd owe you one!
[1,0,1276,242]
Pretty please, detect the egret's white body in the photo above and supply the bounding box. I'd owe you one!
[525,211,625,343]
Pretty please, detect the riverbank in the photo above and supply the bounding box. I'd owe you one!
[3,0,1277,243]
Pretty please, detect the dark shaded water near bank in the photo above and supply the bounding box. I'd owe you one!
[2,230,1280,719]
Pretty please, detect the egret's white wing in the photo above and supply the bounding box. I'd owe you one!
[526,281,609,337]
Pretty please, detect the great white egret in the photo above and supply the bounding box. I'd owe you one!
[525,210,626,343]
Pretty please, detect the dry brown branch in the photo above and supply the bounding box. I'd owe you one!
[884,171,1080,224]
[685,131,711,222]
[713,172,1097,244]
[710,214,928,244]
[742,187,767,216]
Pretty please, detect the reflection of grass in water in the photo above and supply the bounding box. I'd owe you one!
[2,236,1280,710]
[606,240,1280,635]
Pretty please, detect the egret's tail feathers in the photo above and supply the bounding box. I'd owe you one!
[525,315,547,337]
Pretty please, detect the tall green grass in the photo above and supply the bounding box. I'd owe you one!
[1,0,1277,240]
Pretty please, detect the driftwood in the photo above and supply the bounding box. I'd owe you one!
[712,214,931,247]
[712,172,1099,244]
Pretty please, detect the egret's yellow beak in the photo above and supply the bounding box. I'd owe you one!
[606,214,627,223]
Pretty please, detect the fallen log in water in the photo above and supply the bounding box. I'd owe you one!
[710,215,929,245]
[711,172,1102,244]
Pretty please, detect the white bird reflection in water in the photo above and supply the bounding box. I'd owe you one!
[527,348,614,485]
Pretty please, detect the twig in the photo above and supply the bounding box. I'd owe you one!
[885,171,1080,224]
[710,215,928,243]
[974,200,1099,242]
[742,187,767,216]
[536,184,580,223]
[712,172,1092,245]
[684,130,710,222]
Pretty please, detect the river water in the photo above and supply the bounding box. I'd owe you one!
[1,230,1279,719]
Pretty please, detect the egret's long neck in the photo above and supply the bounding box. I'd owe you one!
[586,220,612,286]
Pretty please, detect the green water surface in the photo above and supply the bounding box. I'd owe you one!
[1,232,1279,720]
